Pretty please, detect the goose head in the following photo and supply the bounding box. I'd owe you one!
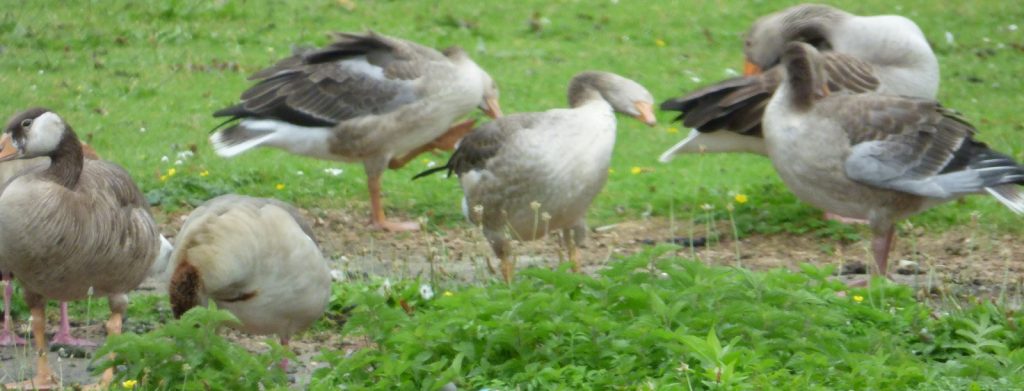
[568,71,657,126]
[0,108,74,162]
[444,46,502,119]
[743,4,847,75]
[780,42,830,111]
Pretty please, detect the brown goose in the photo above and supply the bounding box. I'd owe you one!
[659,4,939,160]
[211,31,502,232]
[167,194,330,367]
[0,144,111,349]
[0,108,162,389]
[417,71,656,282]
[762,42,1024,277]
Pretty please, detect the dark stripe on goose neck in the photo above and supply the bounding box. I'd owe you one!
[44,126,84,189]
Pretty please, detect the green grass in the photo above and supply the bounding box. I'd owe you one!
[1,0,1022,234]
[95,248,1024,390]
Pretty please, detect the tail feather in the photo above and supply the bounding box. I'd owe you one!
[209,124,275,158]
[986,185,1024,214]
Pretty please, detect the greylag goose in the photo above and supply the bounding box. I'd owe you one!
[763,42,1024,277]
[0,144,112,349]
[168,194,330,364]
[211,31,502,232]
[416,71,656,282]
[659,3,938,160]
[0,108,163,389]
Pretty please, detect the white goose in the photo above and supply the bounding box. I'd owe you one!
[0,108,163,389]
[417,71,656,282]
[659,3,939,160]
[763,42,1024,277]
[167,195,330,359]
[211,31,501,232]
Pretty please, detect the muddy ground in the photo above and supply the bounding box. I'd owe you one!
[2,206,1022,388]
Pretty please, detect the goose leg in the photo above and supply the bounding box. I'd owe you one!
[4,292,58,390]
[92,294,128,389]
[49,301,96,347]
[486,230,514,283]
[871,225,896,277]
[279,336,292,373]
[0,272,27,346]
[365,159,419,232]
[388,119,477,169]
[823,212,869,225]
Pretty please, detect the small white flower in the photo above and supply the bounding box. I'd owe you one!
[139,127,147,133]
[689,76,702,83]
[945,31,954,45]
[176,150,194,160]
[1010,24,1018,31]
[87,286,94,296]
[329,269,345,282]
[419,284,434,300]
[174,159,183,165]
[324,168,344,176]
[426,161,437,168]
[38,69,44,75]
[723,68,739,77]
[160,155,170,163]
[380,278,392,296]
[296,170,304,176]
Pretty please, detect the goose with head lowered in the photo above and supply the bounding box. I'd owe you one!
[0,108,164,389]
[762,42,1024,278]
[416,71,656,282]
[659,3,939,159]
[211,31,502,232]
[167,194,330,369]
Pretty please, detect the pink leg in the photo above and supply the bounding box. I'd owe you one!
[823,212,868,225]
[49,301,97,347]
[279,337,291,372]
[871,226,896,277]
[0,273,27,346]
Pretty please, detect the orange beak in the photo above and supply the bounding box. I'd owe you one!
[0,133,21,162]
[482,97,502,119]
[743,59,762,76]
[633,101,657,127]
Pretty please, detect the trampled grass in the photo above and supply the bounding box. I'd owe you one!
[2,0,1022,234]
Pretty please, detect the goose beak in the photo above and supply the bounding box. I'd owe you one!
[0,133,21,162]
[743,60,762,76]
[633,101,657,127]
[481,97,502,119]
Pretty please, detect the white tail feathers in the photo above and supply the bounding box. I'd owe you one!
[210,128,275,158]
[986,185,1024,215]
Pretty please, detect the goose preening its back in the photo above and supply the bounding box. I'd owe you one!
[659,4,939,160]
[0,108,163,389]
[762,42,1024,278]
[211,31,502,232]
[167,195,330,356]
[417,71,656,282]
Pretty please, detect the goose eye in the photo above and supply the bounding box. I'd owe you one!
[20,119,32,128]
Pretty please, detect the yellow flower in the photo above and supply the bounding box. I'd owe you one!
[122,380,138,389]
[443,291,454,297]
[655,38,667,47]
[167,168,177,177]
[630,166,642,175]
[608,168,616,174]
[199,170,209,177]
[159,175,168,182]
[853,295,864,303]
[666,127,679,134]
[734,194,748,204]
[275,183,285,190]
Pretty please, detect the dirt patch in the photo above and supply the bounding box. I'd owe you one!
[3,206,1022,387]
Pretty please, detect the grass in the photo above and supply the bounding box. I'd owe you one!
[1,0,1023,388]
[1,0,1022,235]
